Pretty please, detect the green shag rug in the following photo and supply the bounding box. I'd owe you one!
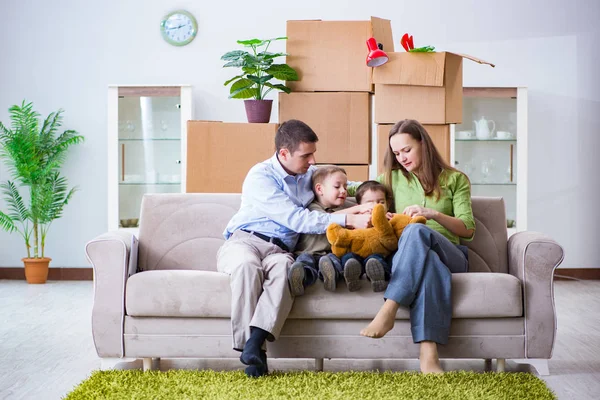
[64,370,556,400]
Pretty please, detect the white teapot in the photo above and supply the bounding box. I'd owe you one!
[473,116,496,140]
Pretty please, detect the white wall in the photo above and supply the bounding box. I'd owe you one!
[0,0,598,268]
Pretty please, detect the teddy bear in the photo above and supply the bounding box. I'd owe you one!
[326,203,427,259]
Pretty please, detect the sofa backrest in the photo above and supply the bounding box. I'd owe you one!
[137,193,508,273]
[465,197,508,273]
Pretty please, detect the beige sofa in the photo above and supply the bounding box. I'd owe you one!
[85,193,564,375]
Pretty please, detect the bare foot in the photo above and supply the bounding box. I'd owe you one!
[420,341,444,374]
[360,300,398,338]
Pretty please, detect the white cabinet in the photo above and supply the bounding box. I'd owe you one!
[451,87,528,235]
[107,85,192,231]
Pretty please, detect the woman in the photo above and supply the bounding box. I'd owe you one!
[359,119,475,374]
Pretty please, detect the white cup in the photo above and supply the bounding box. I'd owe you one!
[457,130,474,140]
[496,131,514,140]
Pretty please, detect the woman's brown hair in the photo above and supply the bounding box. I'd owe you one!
[382,119,459,200]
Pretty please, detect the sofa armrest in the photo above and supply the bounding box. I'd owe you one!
[85,231,138,357]
[508,231,564,358]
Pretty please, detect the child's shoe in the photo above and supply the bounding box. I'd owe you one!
[288,262,306,296]
[318,257,337,292]
[343,258,362,292]
[365,258,387,292]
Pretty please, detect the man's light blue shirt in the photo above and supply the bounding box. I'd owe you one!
[223,153,346,251]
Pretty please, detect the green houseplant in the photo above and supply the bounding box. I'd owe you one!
[0,101,84,283]
[221,37,299,123]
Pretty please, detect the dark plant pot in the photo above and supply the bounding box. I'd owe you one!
[244,100,273,123]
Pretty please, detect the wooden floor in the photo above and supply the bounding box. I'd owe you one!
[0,280,599,399]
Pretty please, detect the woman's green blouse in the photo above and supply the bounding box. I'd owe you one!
[350,169,475,245]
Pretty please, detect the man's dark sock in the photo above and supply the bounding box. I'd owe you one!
[244,350,268,378]
[240,327,270,366]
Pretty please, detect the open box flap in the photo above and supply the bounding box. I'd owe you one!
[371,16,394,52]
[451,52,495,68]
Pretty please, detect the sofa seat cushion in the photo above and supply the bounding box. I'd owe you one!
[126,270,231,318]
[126,271,522,319]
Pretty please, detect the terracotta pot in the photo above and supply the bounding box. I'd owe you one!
[22,257,51,284]
[244,100,273,123]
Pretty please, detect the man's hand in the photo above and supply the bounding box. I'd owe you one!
[346,214,372,229]
[402,205,438,220]
[357,203,374,214]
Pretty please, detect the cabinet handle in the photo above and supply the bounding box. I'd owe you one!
[509,144,513,182]
[122,143,125,182]
[175,160,181,164]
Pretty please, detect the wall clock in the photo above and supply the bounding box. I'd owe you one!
[160,10,198,46]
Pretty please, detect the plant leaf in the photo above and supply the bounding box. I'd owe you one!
[237,38,263,46]
[0,210,16,232]
[223,59,246,68]
[247,75,273,85]
[220,50,248,61]
[224,75,245,86]
[265,64,299,81]
[259,52,288,60]
[264,82,291,94]
[229,79,257,99]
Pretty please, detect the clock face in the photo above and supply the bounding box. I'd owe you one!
[160,10,197,46]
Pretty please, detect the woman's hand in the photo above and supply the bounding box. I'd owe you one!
[402,205,438,220]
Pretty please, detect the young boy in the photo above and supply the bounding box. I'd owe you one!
[332,180,394,293]
[288,166,372,296]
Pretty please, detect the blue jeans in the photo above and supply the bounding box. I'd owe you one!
[384,224,468,345]
[294,252,320,287]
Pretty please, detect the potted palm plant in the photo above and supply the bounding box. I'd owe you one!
[0,101,84,284]
[221,37,299,123]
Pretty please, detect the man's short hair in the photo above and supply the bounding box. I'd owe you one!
[275,120,319,154]
[312,165,347,188]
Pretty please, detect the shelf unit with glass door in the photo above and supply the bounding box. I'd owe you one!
[450,87,527,236]
[107,85,193,232]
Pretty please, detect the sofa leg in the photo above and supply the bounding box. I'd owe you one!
[100,358,141,371]
[315,358,324,372]
[496,358,506,372]
[142,357,152,372]
[484,359,492,371]
[512,359,550,376]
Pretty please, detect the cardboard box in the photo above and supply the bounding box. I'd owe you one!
[286,17,393,92]
[377,124,451,174]
[187,121,277,193]
[373,52,493,124]
[279,92,371,164]
[316,164,370,182]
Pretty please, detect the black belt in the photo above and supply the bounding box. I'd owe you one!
[240,229,289,252]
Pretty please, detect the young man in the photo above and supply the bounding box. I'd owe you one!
[217,120,371,378]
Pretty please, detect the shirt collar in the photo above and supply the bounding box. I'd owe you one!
[270,153,290,181]
[269,152,311,182]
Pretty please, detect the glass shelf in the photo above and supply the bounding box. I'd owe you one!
[472,182,517,186]
[456,139,516,142]
[120,182,181,185]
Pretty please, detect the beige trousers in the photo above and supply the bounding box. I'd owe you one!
[216,230,295,350]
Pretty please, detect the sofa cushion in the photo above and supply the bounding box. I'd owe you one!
[126,271,522,319]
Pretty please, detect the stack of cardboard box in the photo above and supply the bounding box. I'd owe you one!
[186,17,492,192]
[282,17,394,182]
[373,52,493,174]
[373,52,463,173]
[186,121,279,192]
